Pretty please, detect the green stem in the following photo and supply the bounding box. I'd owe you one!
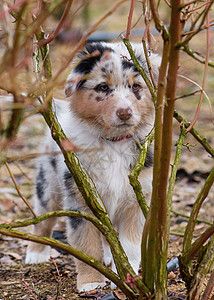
[181,225,214,265]
[173,109,214,157]
[182,167,214,256]
[171,210,213,226]
[129,128,154,218]
[167,126,187,211]
[187,234,214,299]
[0,210,107,231]
[141,35,169,296]
[183,44,214,68]
[145,2,181,297]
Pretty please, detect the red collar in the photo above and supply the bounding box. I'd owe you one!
[104,134,133,142]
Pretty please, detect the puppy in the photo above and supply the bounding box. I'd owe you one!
[25,42,160,292]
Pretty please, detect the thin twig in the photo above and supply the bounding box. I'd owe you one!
[163,0,171,8]
[181,0,205,9]
[182,167,214,256]
[126,0,135,39]
[187,3,210,132]
[178,0,214,47]
[182,22,214,36]
[5,162,37,218]
[149,0,169,39]
[21,278,38,300]
[171,210,213,226]
[182,44,214,68]
[173,109,214,157]
[0,0,28,21]
[167,126,187,222]
[174,89,201,100]
[178,75,213,123]
[50,256,62,299]
[169,231,184,237]
[129,128,154,218]
[181,225,214,265]
[38,0,73,47]
[142,39,156,88]
[186,2,210,13]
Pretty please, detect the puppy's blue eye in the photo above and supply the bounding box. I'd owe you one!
[95,83,110,93]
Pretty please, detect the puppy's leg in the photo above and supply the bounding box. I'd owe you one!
[25,164,61,264]
[116,203,145,274]
[102,236,113,267]
[25,213,56,264]
[66,215,105,292]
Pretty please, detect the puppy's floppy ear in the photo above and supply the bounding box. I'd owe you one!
[65,74,82,97]
[131,43,161,83]
[148,53,161,82]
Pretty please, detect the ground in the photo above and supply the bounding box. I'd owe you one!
[0,2,214,298]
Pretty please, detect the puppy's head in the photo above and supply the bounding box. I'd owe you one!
[65,42,160,139]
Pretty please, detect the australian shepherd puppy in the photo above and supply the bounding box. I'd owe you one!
[25,42,160,292]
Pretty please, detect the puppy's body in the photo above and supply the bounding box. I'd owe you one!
[25,42,159,291]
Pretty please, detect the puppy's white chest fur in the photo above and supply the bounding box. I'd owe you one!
[86,142,135,217]
[56,111,138,217]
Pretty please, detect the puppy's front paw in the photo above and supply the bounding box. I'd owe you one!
[78,281,106,292]
[110,282,117,289]
[104,255,112,267]
[25,246,50,264]
[103,244,112,267]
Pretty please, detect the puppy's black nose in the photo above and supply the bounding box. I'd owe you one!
[116,107,132,121]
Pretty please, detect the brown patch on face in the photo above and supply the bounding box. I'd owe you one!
[105,72,114,86]
[70,89,118,127]
[87,49,100,58]
[127,74,145,101]
[95,96,103,102]
[128,73,136,86]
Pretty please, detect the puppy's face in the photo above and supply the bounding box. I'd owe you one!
[66,43,159,139]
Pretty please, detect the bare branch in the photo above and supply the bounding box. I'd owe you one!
[38,0,73,47]
[5,162,37,218]
[126,0,135,39]
[182,167,214,257]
